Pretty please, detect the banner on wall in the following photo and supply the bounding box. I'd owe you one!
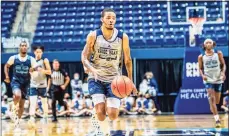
[174,35,211,114]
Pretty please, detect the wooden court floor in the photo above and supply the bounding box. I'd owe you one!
[2,114,228,136]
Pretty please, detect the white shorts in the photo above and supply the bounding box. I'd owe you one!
[91,94,121,109]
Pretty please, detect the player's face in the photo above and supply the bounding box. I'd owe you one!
[53,61,60,70]
[204,41,213,50]
[34,49,43,59]
[19,43,28,54]
[102,12,116,30]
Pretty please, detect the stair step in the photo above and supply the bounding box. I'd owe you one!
[11,1,41,42]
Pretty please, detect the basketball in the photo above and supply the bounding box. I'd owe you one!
[111,76,133,98]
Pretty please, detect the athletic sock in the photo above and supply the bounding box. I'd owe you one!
[29,96,38,117]
[41,97,48,117]
[214,114,219,121]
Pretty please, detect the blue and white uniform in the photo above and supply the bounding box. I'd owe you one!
[88,28,124,109]
[29,58,48,97]
[7,54,36,99]
[202,50,223,92]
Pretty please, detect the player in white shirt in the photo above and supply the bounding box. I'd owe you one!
[198,39,226,128]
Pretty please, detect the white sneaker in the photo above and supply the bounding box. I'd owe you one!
[14,127,21,133]
[90,113,103,136]
[14,118,21,132]
[9,104,18,123]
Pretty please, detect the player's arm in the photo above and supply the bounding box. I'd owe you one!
[29,57,38,72]
[47,76,51,91]
[218,51,226,79]
[81,31,96,73]
[4,56,15,83]
[42,58,52,75]
[4,64,11,81]
[123,33,133,81]
[123,33,138,94]
[198,55,207,80]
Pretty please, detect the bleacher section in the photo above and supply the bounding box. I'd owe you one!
[30,1,229,50]
[1,1,19,38]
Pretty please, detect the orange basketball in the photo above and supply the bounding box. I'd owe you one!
[111,76,133,98]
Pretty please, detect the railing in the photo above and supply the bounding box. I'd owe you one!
[17,2,31,33]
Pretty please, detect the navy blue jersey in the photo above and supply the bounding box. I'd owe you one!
[12,55,32,84]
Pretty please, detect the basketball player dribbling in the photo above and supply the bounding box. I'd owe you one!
[198,39,226,128]
[81,8,137,135]
[28,46,51,127]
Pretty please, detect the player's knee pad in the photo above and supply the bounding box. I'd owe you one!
[91,94,106,106]
[107,97,121,109]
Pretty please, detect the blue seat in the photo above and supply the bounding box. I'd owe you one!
[53,31,63,36]
[43,31,53,37]
[176,37,185,47]
[155,38,164,46]
[63,31,73,36]
[56,19,65,25]
[164,38,176,47]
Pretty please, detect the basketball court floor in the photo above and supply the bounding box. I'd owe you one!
[2,114,228,136]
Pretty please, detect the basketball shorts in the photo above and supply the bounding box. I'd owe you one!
[204,83,222,92]
[88,78,121,109]
[29,88,47,97]
[11,79,29,99]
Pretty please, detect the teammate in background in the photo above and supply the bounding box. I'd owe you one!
[221,90,229,113]
[28,46,51,127]
[81,8,137,135]
[4,41,37,131]
[198,39,226,128]
[48,59,70,122]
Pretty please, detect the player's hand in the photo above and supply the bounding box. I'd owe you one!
[46,87,50,93]
[83,66,89,74]
[91,68,99,81]
[202,75,208,81]
[44,88,49,97]
[61,85,66,90]
[4,77,10,83]
[132,83,138,96]
[220,72,226,81]
[29,67,35,73]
